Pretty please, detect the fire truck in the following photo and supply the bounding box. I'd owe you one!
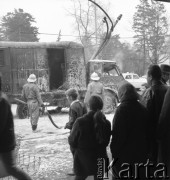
[0,0,125,118]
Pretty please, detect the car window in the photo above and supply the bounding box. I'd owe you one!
[125,75,131,79]
[133,74,139,79]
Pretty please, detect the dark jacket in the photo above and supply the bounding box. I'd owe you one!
[141,80,168,128]
[65,100,87,130]
[68,111,111,176]
[0,94,16,153]
[110,100,149,163]
[158,87,170,166]
[110,83,149,175]
[140,80,168,163]
[161,78,167,85]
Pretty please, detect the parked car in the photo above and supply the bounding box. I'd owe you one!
[123,72,147,91]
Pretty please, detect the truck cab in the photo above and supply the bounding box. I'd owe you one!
[87,59,125,113]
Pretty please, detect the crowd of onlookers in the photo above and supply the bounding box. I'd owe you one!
[65,64,170,180]
[1,63,170,180]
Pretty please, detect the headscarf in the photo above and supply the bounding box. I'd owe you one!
[118,82,139,103]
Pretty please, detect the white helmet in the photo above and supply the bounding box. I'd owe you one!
[27,74,37,83]
[90,72,100,81]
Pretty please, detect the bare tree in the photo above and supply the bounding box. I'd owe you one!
[66,0,110,61]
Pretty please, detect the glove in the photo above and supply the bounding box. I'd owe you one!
[40,104,45,115]
[41,104,45,108]
[64,123,71,130]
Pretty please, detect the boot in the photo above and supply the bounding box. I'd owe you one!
[32,124,37,131]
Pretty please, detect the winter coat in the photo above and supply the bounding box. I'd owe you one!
[110,83,149,177]
[140,80,168,162]
[68,111,111,176]
[141,80,168,129]
[158,87,170,168]
[0,94,16,153]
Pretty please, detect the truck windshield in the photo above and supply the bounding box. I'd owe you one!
[103,63,120,76]
[89,61,120,78]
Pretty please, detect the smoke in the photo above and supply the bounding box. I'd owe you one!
[112,51,124,71]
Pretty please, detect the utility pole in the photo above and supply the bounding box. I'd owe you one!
[57,30,61,42]
[94,0,97,45]
[19,27,21,41]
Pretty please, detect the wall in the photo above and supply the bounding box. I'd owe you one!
[66,47,86,90]
[10,48,49,94]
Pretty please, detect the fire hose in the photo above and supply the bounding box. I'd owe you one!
[14,98,62,129]
[89,0,122,60]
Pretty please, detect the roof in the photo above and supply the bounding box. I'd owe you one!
[123,72,138,75]
[0,41,83,48]
[122,72,140,78]
[88,59,116,63]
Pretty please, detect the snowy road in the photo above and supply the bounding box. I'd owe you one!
[12,104,114,180]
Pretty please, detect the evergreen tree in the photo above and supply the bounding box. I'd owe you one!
[99,34,122,60]
[133,0,168,68]
[0,9,39,42]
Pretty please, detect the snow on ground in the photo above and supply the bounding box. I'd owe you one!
[11,104,114,180]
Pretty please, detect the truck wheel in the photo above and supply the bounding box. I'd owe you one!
[17,103,28,119]
[103,90,118,114]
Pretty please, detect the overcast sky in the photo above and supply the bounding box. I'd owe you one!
[1,0,170,43]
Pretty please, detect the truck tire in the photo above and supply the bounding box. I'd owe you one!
[103,89,118,114]
[17,103,28,119]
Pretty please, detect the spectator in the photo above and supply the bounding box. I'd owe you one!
[0,73,32,180]
[69,95,111,180]
[64,88,87,176]
[160,64,170,85]
[140,64,168,164]
[110,82,149,179]
[22,74,44,132]
[84,72,104,108]
[158,87,170,176]
[64,88,87,130]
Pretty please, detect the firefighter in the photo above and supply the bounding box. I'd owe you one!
[22,74,44,132]
[84,72,104,108]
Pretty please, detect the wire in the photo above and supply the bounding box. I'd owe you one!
[8,31,170,40]
[37,32,170,39]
